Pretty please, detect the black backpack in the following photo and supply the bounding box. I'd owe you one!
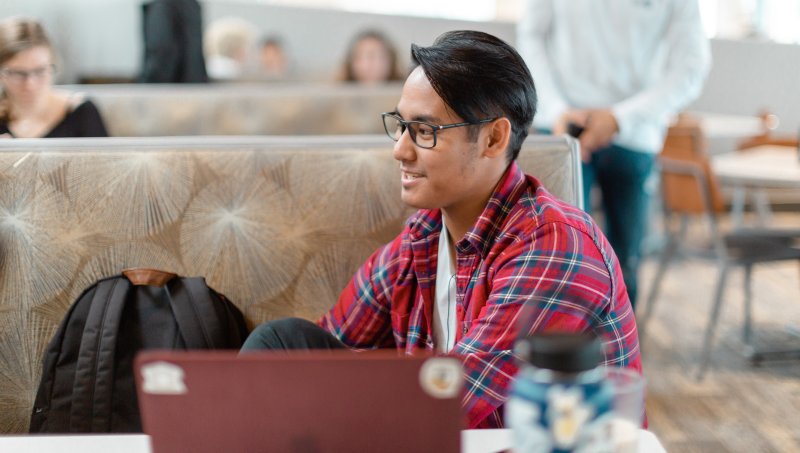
[29,268,249,433]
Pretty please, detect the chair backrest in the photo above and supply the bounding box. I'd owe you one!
[737,134,799,150]
[0,134,580,433]
[60,83,402,137]
[660,123,725,214]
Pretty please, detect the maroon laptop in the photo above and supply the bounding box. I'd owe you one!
[135,350,464,453]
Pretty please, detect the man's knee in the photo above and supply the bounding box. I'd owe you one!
[241,317,344,351]
[242,317,305,350]
[266,317,320,337]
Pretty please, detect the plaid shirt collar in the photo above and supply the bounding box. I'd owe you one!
[407,162,528,258]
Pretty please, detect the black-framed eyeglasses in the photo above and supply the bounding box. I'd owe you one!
[381,112,497,149]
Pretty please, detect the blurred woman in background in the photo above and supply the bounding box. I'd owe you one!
[0,17,108,138]
[204,17,257,81]
[342,30,403,85]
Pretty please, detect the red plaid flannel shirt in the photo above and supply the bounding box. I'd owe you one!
[319,162,642,428]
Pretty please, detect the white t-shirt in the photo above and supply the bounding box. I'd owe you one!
[433,220,457,353]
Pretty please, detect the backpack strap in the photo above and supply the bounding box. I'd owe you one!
[29,282,97,432]
[219,292,249,347]
[165,277,218,349]
[68,277,131,432]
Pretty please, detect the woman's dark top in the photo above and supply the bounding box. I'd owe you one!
[0,99,109,138]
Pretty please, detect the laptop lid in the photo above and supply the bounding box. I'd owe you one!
[135,350,464,453]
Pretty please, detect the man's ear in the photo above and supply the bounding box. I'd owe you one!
[481,117,512,159]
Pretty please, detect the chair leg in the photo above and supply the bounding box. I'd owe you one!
[753,189,773,227]
[741,265,800,364]
[742,265,754,353]
[697,262,730,380]
[638,236,678,339]
[730,186,746,228]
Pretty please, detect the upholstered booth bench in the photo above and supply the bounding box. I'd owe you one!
[60,84,403,136]
[0,134,580,432]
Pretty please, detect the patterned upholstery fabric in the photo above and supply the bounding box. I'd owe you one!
[62,84,403,136]
[0,134,580,432]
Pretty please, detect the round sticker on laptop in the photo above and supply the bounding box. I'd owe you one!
[419,358,462,399]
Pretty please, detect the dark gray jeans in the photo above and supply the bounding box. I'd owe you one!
[583,144,656,308]
[240,317,348,351]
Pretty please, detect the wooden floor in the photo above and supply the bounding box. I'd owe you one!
[638,212,800,452]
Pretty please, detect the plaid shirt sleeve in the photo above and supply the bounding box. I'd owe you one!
[318,236,402,348]
[456,220,640,428]
[318,207,641,429]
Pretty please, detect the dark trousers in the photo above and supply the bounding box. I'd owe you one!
[240,317,348,351]
[582,144,656,308]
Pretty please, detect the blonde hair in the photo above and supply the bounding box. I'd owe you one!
[0,17,53,121]
[204,17,256,60]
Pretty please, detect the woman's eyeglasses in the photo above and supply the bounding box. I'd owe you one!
[0,64,55,84]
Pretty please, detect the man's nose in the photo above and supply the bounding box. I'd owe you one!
[391,128,416,162]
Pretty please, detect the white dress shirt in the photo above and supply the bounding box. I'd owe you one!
[517,0,711,153]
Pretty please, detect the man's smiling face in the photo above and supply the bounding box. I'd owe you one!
[392,66,494,213]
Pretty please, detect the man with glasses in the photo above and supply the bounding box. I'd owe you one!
[242,30,642,429]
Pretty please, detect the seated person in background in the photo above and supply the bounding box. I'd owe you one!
[258,36,289,81]
[242,30,642,429]
[0,17,108,138]
[341,29,403,85]
[204,17,257,81]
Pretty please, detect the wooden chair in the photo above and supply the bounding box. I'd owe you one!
[638,124,800,378]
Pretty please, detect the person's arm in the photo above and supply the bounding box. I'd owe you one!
[516,0,570,131]
[611,0,711,141]
[455,221,642,428]
[318,236,401,348]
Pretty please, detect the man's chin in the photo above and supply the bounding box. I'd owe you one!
[400,193,437,211]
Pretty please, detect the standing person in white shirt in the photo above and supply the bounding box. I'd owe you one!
[517,0,711,308]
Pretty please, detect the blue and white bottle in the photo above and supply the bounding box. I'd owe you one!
[506,333,616,453]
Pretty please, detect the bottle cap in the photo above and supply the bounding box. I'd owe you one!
[515,332,604,372]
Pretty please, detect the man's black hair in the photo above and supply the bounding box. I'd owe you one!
[410,30,537,162]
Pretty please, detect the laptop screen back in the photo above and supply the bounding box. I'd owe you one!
[135,350,463,453]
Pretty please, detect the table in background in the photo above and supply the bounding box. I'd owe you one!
[688,111,764,139]
[712,145,800,226]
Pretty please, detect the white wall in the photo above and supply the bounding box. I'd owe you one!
[202,2,515,81]
[0,0,142,82]
[0,0,515,82]
[1,1,799,138]
[690,38,800,136]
